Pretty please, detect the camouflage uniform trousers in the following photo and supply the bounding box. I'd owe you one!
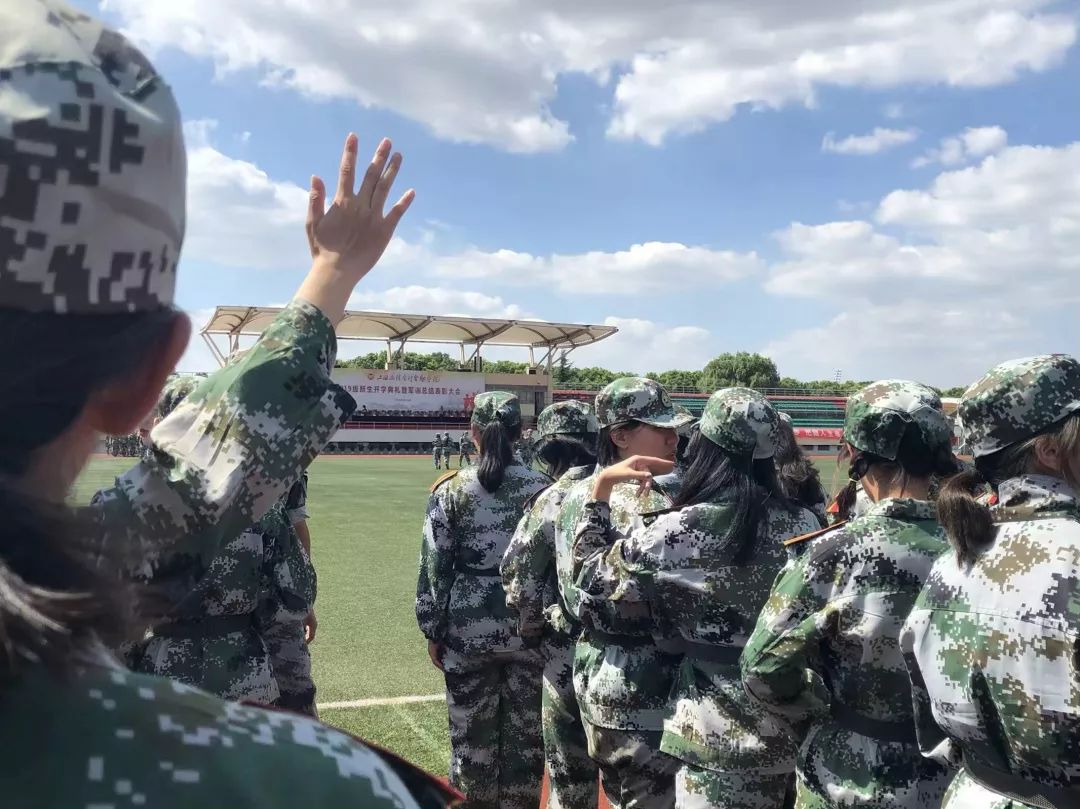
[442,447,454,467]
[444,649,545,809]
[264,617,317,717]
[542,631,599,809]
[434,446,444,469]
[582,722,679,809]
[676,764,794,809]
[459,450,472,467]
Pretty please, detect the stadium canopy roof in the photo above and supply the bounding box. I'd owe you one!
[199,306,618,371]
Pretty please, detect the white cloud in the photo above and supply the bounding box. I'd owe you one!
[108,1,1076,150]
[572,317,715,374]
[882,102,905,119]
[432,241,763,294]
[912,125,1008,167]
[348,285,532,319]
[822,127,918,155]
[765,134,1080,382]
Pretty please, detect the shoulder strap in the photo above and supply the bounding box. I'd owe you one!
[522,484,553,512]
[784,520,847,547]
[430,470,459,493]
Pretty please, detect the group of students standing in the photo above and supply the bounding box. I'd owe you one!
[416,360,1080,809]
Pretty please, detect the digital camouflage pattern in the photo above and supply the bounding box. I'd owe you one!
[536,400,600,439]
[471,391,522,429]
[844,380,952,461]
[0,660,450,809]
[2,300,461,805]
[434,433,445,468]
[742,497,953,808]
[699,387,781,460]
[417,462,550,808]
[676,765,793,809]
[958,354,1080,458]
[594,377,693,429]
[901,474,1080,809]
[458,432,474,466]
[572,496,820,808]
[0,0,185,314]
[501,465,598,809]
[156,376,202,420]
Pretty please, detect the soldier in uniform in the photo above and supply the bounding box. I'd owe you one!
[0,4,457,804]
[556,378,693,809]
[902,355,1080,809]
[122,376,285,704]
[741,381,959,808]
[434,431,445,469]
[571,389,821,809]
[459,430,474,466]
[501,400,601,809]
[262,471,320,717]
[442,431,455,469]
[417,392,551,809]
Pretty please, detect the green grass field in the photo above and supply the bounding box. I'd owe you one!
[74,454,839,775]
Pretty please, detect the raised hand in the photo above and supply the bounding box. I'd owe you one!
[592,455,675,501]
[296,133,415,323]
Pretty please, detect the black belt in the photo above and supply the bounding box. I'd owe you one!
[584,629,654,648]
[153,613,254,639]
[964,753,1080,809]
[681,641,743,665]
[454,562,501,577]
[829,703,917,744]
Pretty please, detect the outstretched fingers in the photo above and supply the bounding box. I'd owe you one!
[359,137,392,205]
[371,151,403,213]
[335,133,359,201]
[385,188,416,230]
[305,175,326,253]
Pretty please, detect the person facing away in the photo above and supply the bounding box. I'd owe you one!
[434,432,445,469]
[741,380,960,809]
[775,411,829,527]
[120,376,287,704]
[459,431,474,466]
[0,4,459,805]
[442,431,454,466]
[571,388,822,809]
[901,354,1080,809]
[416,392,551,809]
[501,400,601,809]
[556,377,694,809]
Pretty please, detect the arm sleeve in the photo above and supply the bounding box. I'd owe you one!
[501,489,555,637]
[285,472,310,525]
[571,501,657,637]
[900,610,961,767]
[416,487,456,642]
[89,300,354,580]
[740,550,833,725]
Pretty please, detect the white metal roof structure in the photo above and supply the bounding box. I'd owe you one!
[200,306,618,371]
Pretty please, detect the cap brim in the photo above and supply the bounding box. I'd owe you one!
[638,412,695,429]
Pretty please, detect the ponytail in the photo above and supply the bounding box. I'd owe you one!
[831,480,859,522]
[476,420,520,493]
[936,469,996,567]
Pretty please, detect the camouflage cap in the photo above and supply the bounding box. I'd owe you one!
[156,375,201,419]
[699,387,780,460]
[594,377,693,430]
[674,404,698,436]
[959,355,1080,458]
[536,400,599,439]
[1,0,186,314]
[844,379,952,460]
[471,391,522,429]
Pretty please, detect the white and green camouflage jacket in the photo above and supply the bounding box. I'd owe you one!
[742,497,952,807]
[417,462,550,670]
[572,496,820,772]
[902,474,1080,809]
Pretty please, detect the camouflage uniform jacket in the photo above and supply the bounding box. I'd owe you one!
[416,463,550,670]
[741,498,950,795]
[501,465,591,639]
[0,302,457,805]
[573,497,821,772]
[902,474,1080,807]
[261,474,317,627]
[556,474,673,730]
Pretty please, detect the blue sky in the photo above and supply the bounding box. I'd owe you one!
[80,0,1079,386]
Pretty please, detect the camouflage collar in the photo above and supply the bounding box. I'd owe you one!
[561,465,594,483]
[992,475,1079,523]
[864,497,936,521]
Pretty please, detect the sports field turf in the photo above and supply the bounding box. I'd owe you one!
[74,454,839,776]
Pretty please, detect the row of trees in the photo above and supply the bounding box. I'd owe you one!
[335,350,966,397]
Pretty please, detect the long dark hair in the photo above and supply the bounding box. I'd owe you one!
[0,307,181,684]
[536,434,597,480]
[671,431,791,564]
[476,419,522,493]
[775,418,827,516]
[938,413,1080,567]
